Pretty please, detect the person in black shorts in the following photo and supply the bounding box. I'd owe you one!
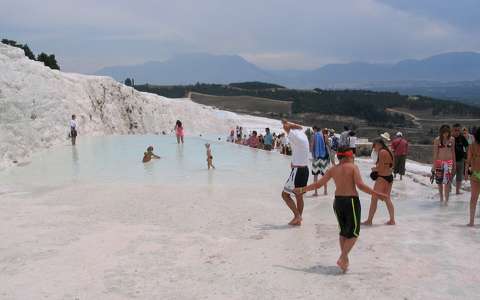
[281,120,310,226]
[294,147,387,273]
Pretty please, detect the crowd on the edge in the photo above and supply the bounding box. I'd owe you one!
[68,114,479,274]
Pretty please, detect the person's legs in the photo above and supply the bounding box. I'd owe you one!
[296,193,304,217]
[400,155,406,180]
[337,237,357,273]
[384,183,395,225]
[437,184,444,202]
[323,179,328,195]
[313,174,319,196]
[469,179,480,226]
[362,181,380,225]
[72,136,76,146]
[455,159,464,194]
[282,191,301,225]
[445,183,451,202]
[181,135,184,144]
[176,135,180,144]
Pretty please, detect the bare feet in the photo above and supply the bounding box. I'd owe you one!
[312,192,319,197]
[361,220,372,226]
[288,217,302,226]
[467,222,474,227]
[337,257,348,273]
[385,220,396,225]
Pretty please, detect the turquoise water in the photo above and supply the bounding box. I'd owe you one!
[0,135,291,189]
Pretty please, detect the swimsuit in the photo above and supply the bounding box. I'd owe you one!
[283,166,309,194]
[472,171,480,182]
[333,196,361,239]
[434,159,453,184]
[176,126,184,137]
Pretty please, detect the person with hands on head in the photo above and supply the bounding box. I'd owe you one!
[281,119,310,226]
[293,147,388,274]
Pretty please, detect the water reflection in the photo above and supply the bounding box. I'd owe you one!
[71,146,80,181]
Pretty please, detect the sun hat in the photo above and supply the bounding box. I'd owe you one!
[396,132,403,137]
[380,132,391,141]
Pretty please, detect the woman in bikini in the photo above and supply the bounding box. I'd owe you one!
[363,138,396,225]
[432,125,456,203]
[465,128,480,226]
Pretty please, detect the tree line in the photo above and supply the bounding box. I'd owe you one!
[1,39,60,70]
[134,82,480,127]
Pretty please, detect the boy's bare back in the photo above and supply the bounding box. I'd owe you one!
[328,162,360,197]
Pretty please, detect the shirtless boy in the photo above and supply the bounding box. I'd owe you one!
[294,147,387,273]
[142,146,161,163]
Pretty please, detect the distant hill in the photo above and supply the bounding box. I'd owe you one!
[95,53,273,85]
[296,52,480,86]
[97,51,480,102]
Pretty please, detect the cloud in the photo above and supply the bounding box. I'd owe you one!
[1,0,479,72]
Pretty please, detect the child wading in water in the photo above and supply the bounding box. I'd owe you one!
[294,147,387,273]
[205,143,215,170]
[142,146,161,163]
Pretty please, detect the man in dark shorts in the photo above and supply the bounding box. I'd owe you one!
[452,123,469,194]
[69,114,78,146]
[294,147,387,273]
[281,120,310,226]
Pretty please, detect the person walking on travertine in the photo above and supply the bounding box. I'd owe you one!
[294,147,387,273]
[281,120,310,226]
[391,132,408,180]
[432,125,456,203]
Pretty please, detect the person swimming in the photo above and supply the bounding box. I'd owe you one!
[142,146,161,163]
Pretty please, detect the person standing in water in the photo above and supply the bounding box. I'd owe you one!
[205,143,215,170]
[264,128,273,151]
[310,126,330,196]
[69,114,78,146]
[281,120,310,226]
[465,128,480,226]
[142,146,161,163]
[294,147,387,273]
[362,138,396,225]
[174,120,184,144]
[432,125,456,203]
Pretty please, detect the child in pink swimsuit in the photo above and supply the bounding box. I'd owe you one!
[175,120,184,144]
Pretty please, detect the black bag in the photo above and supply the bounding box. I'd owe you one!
[370,171,379,181]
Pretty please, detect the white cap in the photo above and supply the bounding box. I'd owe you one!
[396,132,403,137]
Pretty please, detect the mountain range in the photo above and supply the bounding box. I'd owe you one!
[95,52,480,101]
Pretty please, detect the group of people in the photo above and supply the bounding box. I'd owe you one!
[227,126,287,152]
[69,113,478,273]
[277,120,478,273]
[279,120,390,273]
[432,123,479,226]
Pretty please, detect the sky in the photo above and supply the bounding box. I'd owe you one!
[1,0,479,73]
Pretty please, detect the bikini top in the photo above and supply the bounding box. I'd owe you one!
[438,140,453,148]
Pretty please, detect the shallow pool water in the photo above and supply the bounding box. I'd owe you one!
[0,135,291,189]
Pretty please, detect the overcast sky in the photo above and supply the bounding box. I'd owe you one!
[2,0,479,73]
